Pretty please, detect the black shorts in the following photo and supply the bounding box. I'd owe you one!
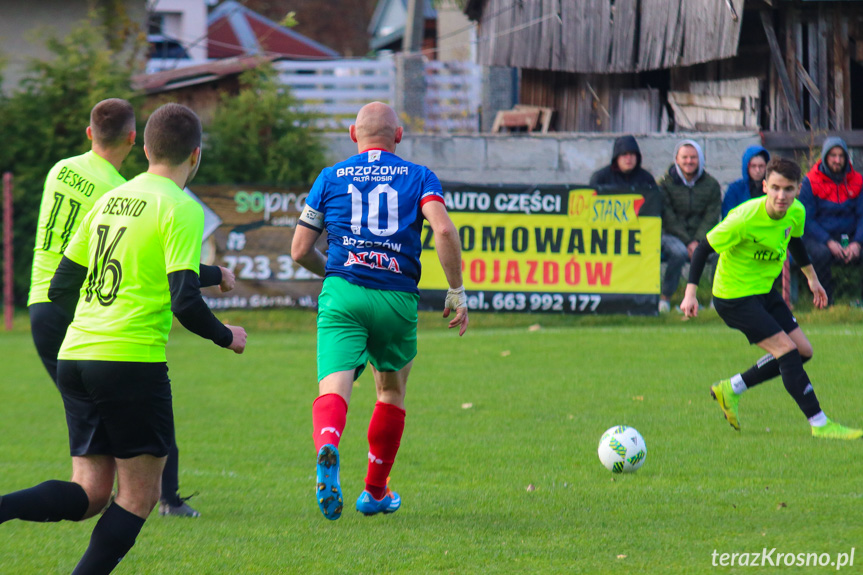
[713,290,800,345]
[57,360,174,459]
[29,302,73,386]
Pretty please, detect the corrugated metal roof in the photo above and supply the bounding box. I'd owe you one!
[132,55,278,94]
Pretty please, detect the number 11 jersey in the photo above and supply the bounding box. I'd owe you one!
[304,149,444,293]
[28,151,127,306]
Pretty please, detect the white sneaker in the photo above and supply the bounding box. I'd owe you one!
[658,300,671,313]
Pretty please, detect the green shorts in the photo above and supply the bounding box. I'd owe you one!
[317,276,419,382]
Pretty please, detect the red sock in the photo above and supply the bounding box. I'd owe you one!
[364,401,406,499]
[312,393,348,452]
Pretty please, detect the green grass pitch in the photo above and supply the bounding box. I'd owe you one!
[2,308,862,573]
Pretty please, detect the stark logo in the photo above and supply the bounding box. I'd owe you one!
[368,451,383,465]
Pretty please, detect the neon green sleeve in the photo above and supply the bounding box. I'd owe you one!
[706,209,744,253]
[162,199,204,275]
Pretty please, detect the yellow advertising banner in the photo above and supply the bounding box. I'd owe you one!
[418,185,661,314]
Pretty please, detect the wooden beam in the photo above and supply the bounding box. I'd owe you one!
[760,10,805,130]
[794,59,821,105]
[834,8,851,130]
[817,6,829,129]
[763,130,863,150]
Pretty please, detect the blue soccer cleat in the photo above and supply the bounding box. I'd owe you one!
[316,444,343,520]
[356,478,401,516]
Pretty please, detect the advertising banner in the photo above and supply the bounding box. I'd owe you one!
[193,183,661,315]
[191,184,323,311]
[417,184,662,315]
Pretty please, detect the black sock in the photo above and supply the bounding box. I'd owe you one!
[71,502,146,575]
[161,441,181,506]
[742,352,811,388]
[0,480,88,524]
[777,349,821,419]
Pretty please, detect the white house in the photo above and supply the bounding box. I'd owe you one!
[147,0,209,62]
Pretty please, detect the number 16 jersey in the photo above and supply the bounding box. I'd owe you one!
[304,149,444,293]
[59,173,205,363]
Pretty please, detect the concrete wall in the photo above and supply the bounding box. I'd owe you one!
[322,132,763,190]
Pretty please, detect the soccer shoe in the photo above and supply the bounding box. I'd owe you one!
[316,444,343,520]
[710,379,740,431]
[356,479,401,516]
[658,300,671,313]
[811,420,863,440]
[159,494,201,518]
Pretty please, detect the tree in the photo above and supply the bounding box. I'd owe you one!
[196,63,326,186]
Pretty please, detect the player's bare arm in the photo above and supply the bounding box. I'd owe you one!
[786,236,827,309]
[292,206,327,277]
[800,264,828,309]
[680,238,715,318]
[422,200,469,336]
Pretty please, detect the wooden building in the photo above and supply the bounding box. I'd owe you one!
[464,0,863,143]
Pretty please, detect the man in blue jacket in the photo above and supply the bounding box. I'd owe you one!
[721,145,770,219]
[798,137,863,305]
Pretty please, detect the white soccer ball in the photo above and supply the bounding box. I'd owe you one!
[597,425,647,473]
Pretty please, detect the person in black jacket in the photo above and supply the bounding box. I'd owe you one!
[589,135,658,193]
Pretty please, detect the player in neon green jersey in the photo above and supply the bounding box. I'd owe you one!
[26,98,223,517]
[0,103,247,574]
[682,157,862,440]
[29,98,134,375]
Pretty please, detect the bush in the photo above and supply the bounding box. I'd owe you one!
[196,63,327,186]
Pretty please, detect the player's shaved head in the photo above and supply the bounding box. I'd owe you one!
[90,98,135,147]
[354,102,399,141]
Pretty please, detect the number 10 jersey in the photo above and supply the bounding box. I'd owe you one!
[304,149,444,293]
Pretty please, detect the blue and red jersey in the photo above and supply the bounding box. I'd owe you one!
[304,149,444,293]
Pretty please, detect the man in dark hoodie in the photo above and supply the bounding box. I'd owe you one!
[722,145,770,219]
[589,135,658,192]
[798,137,863,305]
[657,139,722,312]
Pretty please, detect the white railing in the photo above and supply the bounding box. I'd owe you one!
[146,54,482,133]
[273,56,396,131]
[424,60,481,134]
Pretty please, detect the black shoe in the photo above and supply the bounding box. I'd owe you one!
[159,493,200,517]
